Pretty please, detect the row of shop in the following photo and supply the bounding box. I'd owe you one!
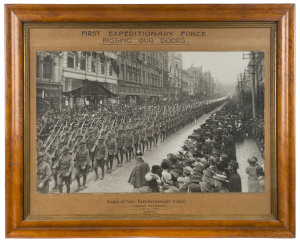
[36,79,166,113]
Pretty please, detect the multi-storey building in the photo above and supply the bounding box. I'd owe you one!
[168,52,183,98]
[181,70,190,94]
[36,51,119,110]
[187,66,201,96]
[117,51,165,103]
[36,51,63,113]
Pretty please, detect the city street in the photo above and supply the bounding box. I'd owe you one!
[49,103,264,194]
[50,104,223,193]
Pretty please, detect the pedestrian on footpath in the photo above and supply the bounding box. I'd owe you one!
[246,156,259,192]
[128,151,150,192]
[227,160,242,192]
[255,165,265,193]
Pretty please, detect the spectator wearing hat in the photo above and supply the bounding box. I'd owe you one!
[177,166,192,190]
[74,140,91,191]
[255,166,265,193]
[227,160,242,192]
[173,164,184,188]
[151,165,162,179]
[161,161,173,186]
[146,172,161,192]
[213,174,229,192]
[224,130,237,161]
[128,151,150,191]
[200,181,213,193]
[57,146,73,193]
[217,153,229,173]
[93,136,108,181]
[187,173,202,193]
[37,152,52,193]
[208,156,217,173]
[246,157,259,192]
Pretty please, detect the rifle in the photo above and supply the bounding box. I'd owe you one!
[67,129,76,147]
[110,117,117,131]
[44,121,59,145]
[52,152,64,169]
[91,124,104,153]
[44,124,63,153]
[38,123,47,135]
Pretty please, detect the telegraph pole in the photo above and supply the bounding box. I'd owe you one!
[243,51,256,119]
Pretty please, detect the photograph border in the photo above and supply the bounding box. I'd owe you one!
[5,4,295,238]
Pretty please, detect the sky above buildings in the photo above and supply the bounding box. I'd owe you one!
[181,52,250,86]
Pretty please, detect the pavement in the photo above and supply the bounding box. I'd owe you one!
[235,138,264,192]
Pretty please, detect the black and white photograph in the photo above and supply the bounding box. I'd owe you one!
[36,51,265,194]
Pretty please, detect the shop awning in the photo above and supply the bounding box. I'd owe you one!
[63,80,117,98]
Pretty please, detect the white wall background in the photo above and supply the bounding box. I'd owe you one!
[0,0,298,240]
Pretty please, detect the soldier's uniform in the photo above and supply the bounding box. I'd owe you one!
[139,124,146,154]
[133,127,141,156]
[57,146,73,193]
[87,130,97,167]
[39,145,52,166]
[146,122,153,151]
[94,136,108,180]
[105,132,118,173]
[51,140,65,190]
[37,138,44,152]
[153,122,160,147]
[116,129,126,167]
[125,128,134,162]
[160,120,166,142]
[74,140,91,190]
[37,152,52,193]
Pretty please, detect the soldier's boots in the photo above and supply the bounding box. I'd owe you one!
[52,175,58,190]
[94,169,99,181]
[76,177,81,191]
[82,175,87,189]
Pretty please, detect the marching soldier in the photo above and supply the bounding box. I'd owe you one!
[37,137,44,152]
[39,145,52,166]
[116,129,126,167]
[74,140,91,191]
[160,119,166,142]
[94,136,108,180]
[125,127,134,162]
[57,146,73,193]
[105,132,118,173]
[37,152,52,193]
[86,128,97,168]
[51,140,65,190]
[139,123,146,154]
[70,133,83,153]
[153,121,160,147]
[133,125,141,156]
[146,121,153,151]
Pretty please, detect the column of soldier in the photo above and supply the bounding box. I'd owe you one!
[36,99,224,194]
[146,101,264,193]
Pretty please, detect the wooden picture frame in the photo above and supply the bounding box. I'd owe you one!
[5,4,295,238]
